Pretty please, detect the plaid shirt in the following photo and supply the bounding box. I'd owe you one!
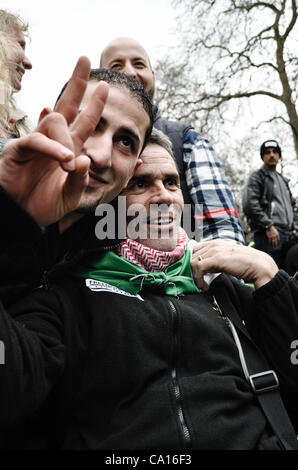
[184,129,245,244]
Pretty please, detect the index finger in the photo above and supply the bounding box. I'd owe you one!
[70,81,109,153]
[54,56,91,125]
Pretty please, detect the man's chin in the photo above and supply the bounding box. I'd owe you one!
[141,239,178,251]
[75,196,104,215]
[136,231,178,251]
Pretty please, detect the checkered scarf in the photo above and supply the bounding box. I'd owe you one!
[115,227,188,272]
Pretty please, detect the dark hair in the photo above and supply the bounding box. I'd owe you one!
[260,139,282,160]
[146,128,178,172]
[55,68,153,151]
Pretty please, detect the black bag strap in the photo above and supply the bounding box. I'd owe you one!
[212,295,298,450]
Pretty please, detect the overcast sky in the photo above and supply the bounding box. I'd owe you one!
[3,0,297,196]
[2,0,177,124]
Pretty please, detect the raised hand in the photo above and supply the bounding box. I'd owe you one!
[191,239,278,291]
[0,57,109,226]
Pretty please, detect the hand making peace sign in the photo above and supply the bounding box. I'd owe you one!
[0,56,109,226]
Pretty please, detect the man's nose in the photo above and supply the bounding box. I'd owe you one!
[151,184,173,205]
[23,55,32,70]
[123,63,137,78]
[83,135,113,169]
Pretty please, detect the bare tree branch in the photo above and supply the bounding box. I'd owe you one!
[157,0,298,157]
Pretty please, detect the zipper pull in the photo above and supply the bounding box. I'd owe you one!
[212,296,231,324]
[211,295,224,316]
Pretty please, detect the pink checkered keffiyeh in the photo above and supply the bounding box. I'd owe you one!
[115,227,188,272]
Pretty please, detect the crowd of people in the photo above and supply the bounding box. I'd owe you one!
[0,8,298,451]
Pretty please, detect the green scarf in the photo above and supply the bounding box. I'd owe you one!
[76,248,200,296]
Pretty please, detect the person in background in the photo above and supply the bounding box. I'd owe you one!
[0,32,12,140]
[243,139,298,271]
[0,9,33,145]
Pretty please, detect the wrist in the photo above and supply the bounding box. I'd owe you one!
[265,223,273,232]
[254,260,279,288]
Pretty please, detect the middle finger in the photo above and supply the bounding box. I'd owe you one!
[55,56,91,125]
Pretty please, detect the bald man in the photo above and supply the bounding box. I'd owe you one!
[100,37,245,245]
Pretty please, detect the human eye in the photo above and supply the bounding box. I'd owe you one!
[165,177,180,189]
[127,179,147,192]
[135,181,145,189]
[118,135,135,153]
[111,62,122,70]
[134,60,146,68]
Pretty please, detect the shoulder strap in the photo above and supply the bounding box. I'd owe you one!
[212,294,298,450]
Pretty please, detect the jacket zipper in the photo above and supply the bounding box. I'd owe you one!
[168,299,191,448]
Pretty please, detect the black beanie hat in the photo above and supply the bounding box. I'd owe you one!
[260,140,282,159]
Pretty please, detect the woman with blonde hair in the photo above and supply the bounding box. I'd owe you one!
[0,9,32,149]
[0,31,13,140]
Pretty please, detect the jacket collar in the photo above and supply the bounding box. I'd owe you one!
[46,207,122,277]
[260,165,277,179]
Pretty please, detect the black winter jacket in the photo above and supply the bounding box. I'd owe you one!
[0,186,120,306]
[1,234,298,447]
[242,166,296,233]
[1,186,298,450]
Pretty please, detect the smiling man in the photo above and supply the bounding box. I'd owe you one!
[122,132,183,251]
[57,68,152,232]
[77,72,148,210]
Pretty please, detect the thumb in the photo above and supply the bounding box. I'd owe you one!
[190,258,210,291]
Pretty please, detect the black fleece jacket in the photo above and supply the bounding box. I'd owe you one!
[1,187,298,449]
